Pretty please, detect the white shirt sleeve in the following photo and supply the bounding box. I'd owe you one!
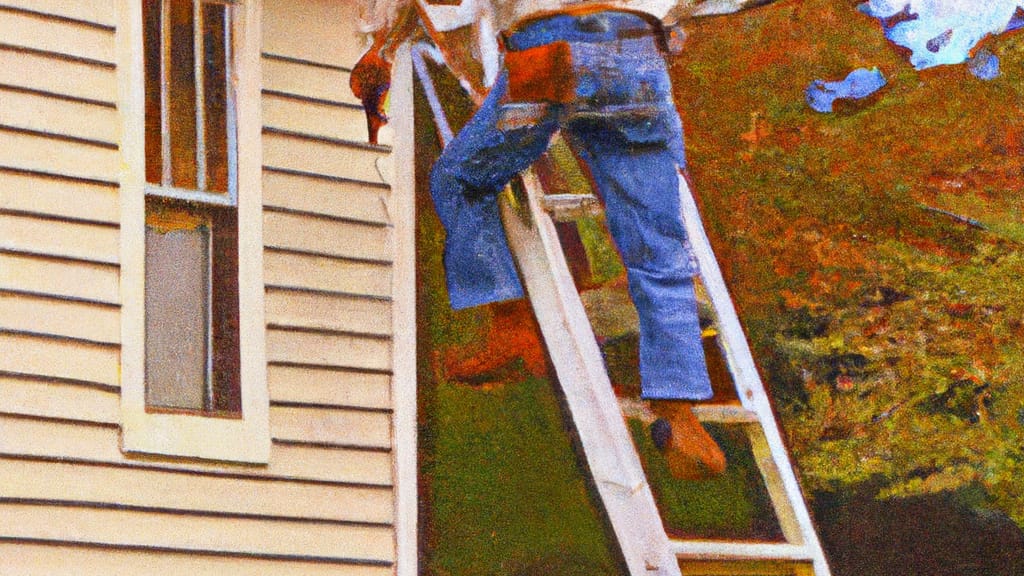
[416,0,483,31]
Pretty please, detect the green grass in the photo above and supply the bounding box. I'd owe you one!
[421,377,622,576]
[629,420,784,541]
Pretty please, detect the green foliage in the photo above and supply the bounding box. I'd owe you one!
[577,215,627,285]
[674,0,1024,526]
[416,6,1024,570]
[776,242,1024,524]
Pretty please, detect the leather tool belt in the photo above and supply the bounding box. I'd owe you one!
[501,10,681,103]
[504,41,576,103]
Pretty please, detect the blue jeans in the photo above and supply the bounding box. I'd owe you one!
[429,11,712,400]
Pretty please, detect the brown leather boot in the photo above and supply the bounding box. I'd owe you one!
[649,400,727,480]
[442,299,549,384]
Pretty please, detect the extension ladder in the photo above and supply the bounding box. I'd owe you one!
[410,43,832,576]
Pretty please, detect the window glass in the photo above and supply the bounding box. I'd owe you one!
[169,0,198,189]
[203,3,230,193]
[144,0,232,192]
[125,0,266,462]
[142,0,239,417]
[144,204,210,411]
[209,204,241,413]
[143,0,163,184]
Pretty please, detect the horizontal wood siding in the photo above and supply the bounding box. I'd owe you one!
[270,406,392,450]
[259,3,402,569]
[266,329,392,373]
[0,5,123,436]
[0,375,119,422]
[263,91,369,144]
[0,375,394,452]
[0,127,119,183]
[262,0,365,69]
[0,292,119,344]
[0,457,394,524]
[266,289,392,337]
[0,7,116,64]
[0,47,117,105]
[0,0,116,28]
[262,57,360,105]
[264,250,393,298]
[264,210,392,262]
[0,252,119,304]
[0,87,119,144]
[262,170,390,225]
[1,0,401,572]
[0,503,395,562]
[268,364,391,410]
[0,542,393,576]
[0,415,392,486]
[0,169,119,224]
[0,213,119,264]
[263,131,388,185]
[0,8,123,442]
[0,333,119,388]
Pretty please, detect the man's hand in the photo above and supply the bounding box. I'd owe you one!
[350,49,393,145]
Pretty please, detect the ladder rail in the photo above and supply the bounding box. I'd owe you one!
[670,541,815,561]
[677,178,832,576]
[502,170,683,575]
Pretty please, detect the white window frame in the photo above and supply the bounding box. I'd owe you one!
[118,0,268,463]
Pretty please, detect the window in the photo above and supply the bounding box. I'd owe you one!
[144,0,239,416]
[119,0,268,463]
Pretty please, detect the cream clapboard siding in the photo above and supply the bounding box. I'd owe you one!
[0,0,399,572]
[0,542,393,576]
[0,3,121,397]
[260,0,399,565]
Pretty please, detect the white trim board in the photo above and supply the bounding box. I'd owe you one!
[389,43,419,576]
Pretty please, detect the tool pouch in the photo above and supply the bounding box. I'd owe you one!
[504,41,576,103]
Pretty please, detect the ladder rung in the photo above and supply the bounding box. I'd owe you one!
[540,193,602,221]
[670,541,814,561]
[692,404,759,424]
[617,399,757,425]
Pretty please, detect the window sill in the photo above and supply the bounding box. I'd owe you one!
[122,407,270,464]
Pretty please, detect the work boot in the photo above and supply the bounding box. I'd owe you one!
[442,299,548,384]
[649,400,727,480]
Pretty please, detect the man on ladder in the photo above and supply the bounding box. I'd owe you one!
[353,0,778,479]
[355,4,835,574]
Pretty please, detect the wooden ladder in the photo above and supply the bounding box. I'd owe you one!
[411,44,832,576]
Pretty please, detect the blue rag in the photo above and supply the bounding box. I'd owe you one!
[806,67,887,114]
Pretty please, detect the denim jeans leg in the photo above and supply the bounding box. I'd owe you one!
[429,73,559,310]
[566,117,713,401]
